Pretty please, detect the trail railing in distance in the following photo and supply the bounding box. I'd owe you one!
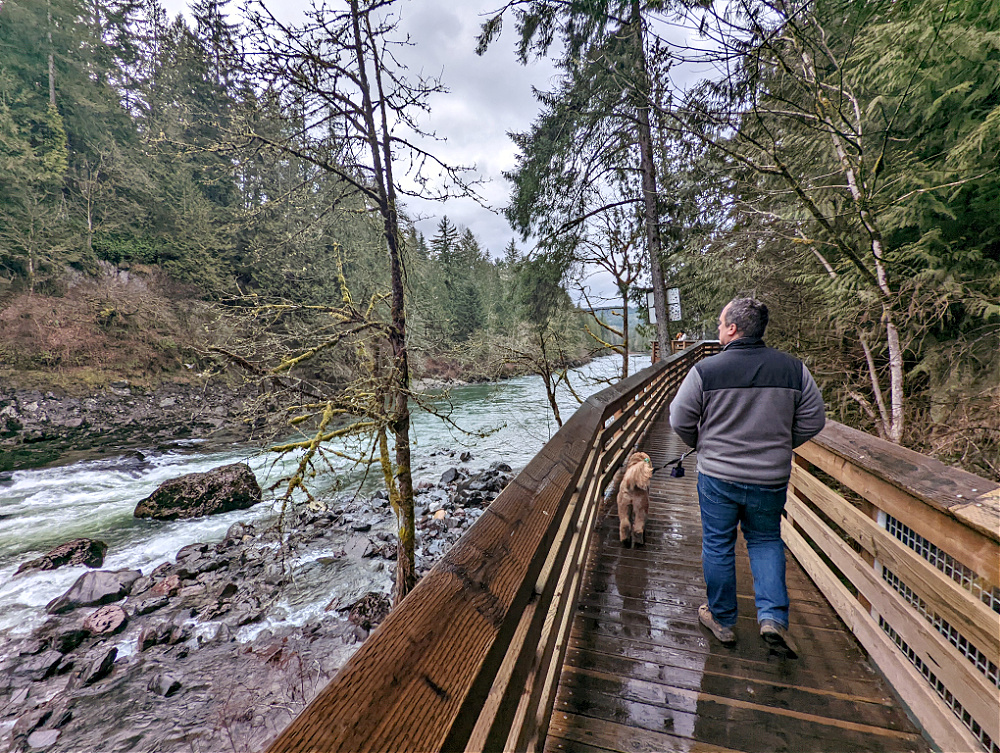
[786,424,1000,753]
[264,342,717,753]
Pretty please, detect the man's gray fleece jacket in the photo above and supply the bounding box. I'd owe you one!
[669,338,826,485]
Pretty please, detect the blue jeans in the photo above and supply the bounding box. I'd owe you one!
[697,472,789,629]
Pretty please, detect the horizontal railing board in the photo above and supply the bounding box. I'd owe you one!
[600,382,671,469]
[791,421,1000,753]
[470,446,602,752]
[787,488,1000,724]
[809,421,1000,543]
[797,439,999,586]
[790,465,1000,662]
[786,491,1000,739]
[267,420,592,751]
[782,520,987,753]
[515,357,684,752]
[593,340,713,417]
[509,451,607,752]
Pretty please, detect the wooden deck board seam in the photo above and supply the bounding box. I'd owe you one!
[562,658,896,706]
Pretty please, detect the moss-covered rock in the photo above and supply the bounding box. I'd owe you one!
[133,463,261,520]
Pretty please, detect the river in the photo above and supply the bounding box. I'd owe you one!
[0,354,650,639]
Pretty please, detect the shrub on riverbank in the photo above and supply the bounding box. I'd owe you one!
[0,262,222,393]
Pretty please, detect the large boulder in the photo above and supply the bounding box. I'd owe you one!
[46,569,141,615]
[81,647,117,685]
[26,730,60,749]
[133,463,261,520]
[11,650,62,682]
[16,539,108,575]
[452,462,513,507]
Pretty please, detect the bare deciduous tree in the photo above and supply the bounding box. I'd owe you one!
[242,0,475,602]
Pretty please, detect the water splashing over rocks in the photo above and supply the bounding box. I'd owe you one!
[0,462,513,752]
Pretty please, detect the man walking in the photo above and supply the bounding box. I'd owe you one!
[669,298,826,656]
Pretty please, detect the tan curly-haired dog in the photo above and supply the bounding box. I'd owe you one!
[618,452,653,547]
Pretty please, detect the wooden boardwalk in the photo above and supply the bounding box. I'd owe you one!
[545,410,934,753]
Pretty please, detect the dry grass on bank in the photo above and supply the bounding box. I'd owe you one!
[0,263,227,393]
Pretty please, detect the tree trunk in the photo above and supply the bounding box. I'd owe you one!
[621,291,630,379]
[539,332,563,427]
[350,0,416,603]
[388,252,416,603]
[797,43,905,443]
[86,187,94,253]
[47,0,56,106]
[628,2,670,358]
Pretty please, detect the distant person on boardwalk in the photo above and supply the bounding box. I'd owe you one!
[669,297,826,656]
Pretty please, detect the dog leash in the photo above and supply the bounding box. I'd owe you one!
[650,448,695,477]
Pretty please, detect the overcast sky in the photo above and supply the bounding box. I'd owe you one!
[387,2,560,257]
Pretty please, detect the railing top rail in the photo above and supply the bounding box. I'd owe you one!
[585,339,716,415]
[811,421,1000,543]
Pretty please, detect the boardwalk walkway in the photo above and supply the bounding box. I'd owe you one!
[545,410,933,753]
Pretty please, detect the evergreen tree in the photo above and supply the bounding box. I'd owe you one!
[670,0,1000,455]
[0,0,73,287]
[191,0,241,89]
[430,216,465,339]
[429,215,459,261]
[479,0,674,354]
[452,228,486,340]
[509,254,582,426]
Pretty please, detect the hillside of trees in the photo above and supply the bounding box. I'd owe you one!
[483,0,999,480]
[0,0,599,399]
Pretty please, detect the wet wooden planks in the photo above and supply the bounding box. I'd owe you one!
[544,413,933,753]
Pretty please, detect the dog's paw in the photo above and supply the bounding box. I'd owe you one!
[619,522,632,547]
[632,530,644,547]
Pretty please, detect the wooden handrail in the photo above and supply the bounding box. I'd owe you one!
[265,342,718,753]
[786,422,1000,753]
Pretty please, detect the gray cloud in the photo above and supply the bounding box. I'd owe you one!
[392,2,557,257]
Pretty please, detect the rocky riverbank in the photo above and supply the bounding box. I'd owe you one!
[0,459,514,753]
[0,345,596,475]
[0,382,261,473]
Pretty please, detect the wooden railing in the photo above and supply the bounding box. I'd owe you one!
[786,424,1000,753]
[266,342,718,753]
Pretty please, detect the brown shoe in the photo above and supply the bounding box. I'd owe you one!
[760,619,798,658]
[698,604,736,645]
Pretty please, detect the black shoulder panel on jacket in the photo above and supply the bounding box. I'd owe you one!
[696,344,803,392]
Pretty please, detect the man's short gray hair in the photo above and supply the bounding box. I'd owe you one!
[725,297,769,339]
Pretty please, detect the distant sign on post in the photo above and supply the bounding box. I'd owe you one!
[667,288,682,322]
